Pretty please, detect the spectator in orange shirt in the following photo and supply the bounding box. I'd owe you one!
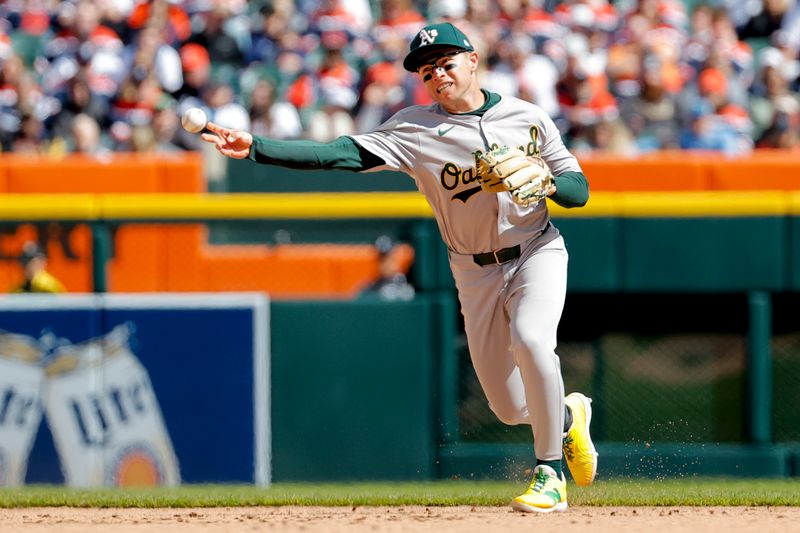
[128,0,191,46]
[372,0,426,45]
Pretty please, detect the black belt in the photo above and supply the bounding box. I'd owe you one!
[472,223,551,267]
[473,245,521,266]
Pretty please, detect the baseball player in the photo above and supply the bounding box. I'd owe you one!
[201,22,597,513]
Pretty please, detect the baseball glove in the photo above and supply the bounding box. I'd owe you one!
[476,146,554,208]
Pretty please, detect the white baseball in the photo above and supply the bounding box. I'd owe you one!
[181,107,207,133]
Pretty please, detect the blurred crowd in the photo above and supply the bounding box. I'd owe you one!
[1,0,800,159]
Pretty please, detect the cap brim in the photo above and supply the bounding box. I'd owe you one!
[403,45,468,72]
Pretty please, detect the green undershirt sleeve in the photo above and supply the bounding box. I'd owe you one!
[247,135,384,171]
[551,171,589,208]
[246,134,588,208]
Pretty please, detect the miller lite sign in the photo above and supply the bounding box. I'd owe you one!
[0,333,44,487]
[43,324,180,487]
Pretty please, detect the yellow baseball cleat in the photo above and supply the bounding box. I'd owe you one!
[511,465,568,513]
[563,392,598,486]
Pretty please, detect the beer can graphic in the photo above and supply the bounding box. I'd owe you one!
[43,324,180,487]
[0,332,44,487]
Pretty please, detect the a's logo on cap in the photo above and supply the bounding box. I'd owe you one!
[419,28,438,46]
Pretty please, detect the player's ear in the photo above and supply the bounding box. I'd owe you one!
[468,51,479,73]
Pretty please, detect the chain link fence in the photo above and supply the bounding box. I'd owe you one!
[457,333,750,444]
[773,334,800,442]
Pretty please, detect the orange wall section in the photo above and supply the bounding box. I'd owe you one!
[0,154,204,294]
[6,155,161,193]
[580,150,800,191]
[0,157,8,192]
[580,153,710,191]
[709,156,800,191]
[0,154,404,298]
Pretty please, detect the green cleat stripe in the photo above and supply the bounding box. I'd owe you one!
[544,489,561,502]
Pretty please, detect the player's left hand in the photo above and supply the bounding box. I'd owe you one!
[477,147,555,208]
[508,160,554,208]
[201,122,253,159]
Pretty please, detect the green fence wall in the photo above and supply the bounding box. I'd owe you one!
[259,212,800,480]
[226,160,415,193]
[269,293,456,481]
[8,190,798,479]
[265,294,797,481]
[550,216,790,293]
[221,215,796,294]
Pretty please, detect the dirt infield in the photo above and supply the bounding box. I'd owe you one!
[1,506,798,532]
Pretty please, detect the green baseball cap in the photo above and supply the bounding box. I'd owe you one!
[403,22,475,72]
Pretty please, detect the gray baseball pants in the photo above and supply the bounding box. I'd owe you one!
[449,234,568,461]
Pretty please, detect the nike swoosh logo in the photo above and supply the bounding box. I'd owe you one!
[545,489,561,502]
[451,186,482,203]
[438,125,455,136]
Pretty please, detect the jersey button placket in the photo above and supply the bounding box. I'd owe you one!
[479,120,508,244]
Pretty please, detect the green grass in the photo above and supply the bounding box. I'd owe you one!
[1,478,799,508]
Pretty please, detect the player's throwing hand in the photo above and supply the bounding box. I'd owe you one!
[201,122,254,159]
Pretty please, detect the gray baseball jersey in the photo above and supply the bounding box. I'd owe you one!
[351,94,582,254]
[352,94,582,462]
